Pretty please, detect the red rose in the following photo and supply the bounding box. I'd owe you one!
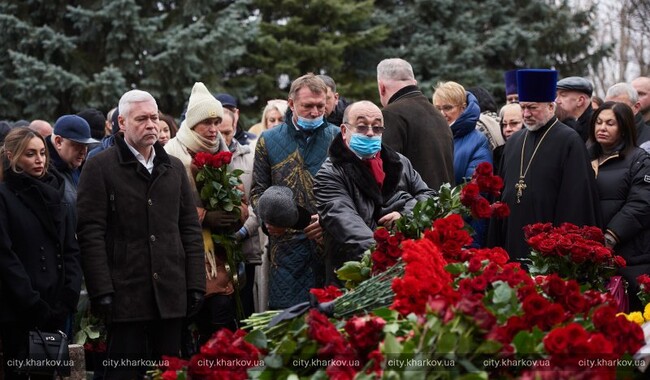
[161,370,178,380]
[474,162,493,177]
[192,152,211,169]
[614,255,626,268]
[523,223,553,239]
[544,327,570,354]
[344,315,386,354]
[490,201,510,218]
[581,226,605,242]
[373,228,390,242]
[468,256,483,272]
[639,274,650,288]
[310,285,343,303]
[460,183,480,206]
[487,175,504,196]
[592,305,618,331]
[537,239,557,255]
[470,197,492,219]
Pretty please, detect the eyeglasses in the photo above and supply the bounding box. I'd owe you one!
[344,123,385,135]
[501,121,522,128]
[435,104,458,113]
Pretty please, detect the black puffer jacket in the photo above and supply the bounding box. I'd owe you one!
[591,146,650,265]
[314,133,435,281]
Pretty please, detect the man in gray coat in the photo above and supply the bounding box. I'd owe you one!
[377,58,455,189]
[77,89,205,379]
[314,101,435,284]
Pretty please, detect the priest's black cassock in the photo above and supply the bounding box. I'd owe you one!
[488,117,603,261]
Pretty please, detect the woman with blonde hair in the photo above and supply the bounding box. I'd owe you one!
[248,99,288,136]
[0,128,82,379]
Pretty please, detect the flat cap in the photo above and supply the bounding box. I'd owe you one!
[556,76,593,96]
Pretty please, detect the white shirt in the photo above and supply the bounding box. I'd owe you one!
[125,141,156,174]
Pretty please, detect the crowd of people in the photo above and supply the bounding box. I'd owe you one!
[1,58,650,379]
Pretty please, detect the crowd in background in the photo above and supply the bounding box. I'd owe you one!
[1,59,650,379]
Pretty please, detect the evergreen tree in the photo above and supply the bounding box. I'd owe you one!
[0,0,252,121]
[225,0,388,125]
[373,0,610,102]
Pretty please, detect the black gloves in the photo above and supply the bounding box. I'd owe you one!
[187,291,204,317]
[203,210,243,232]
[91,295,113,325]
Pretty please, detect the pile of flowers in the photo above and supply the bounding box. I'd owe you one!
[150,163,647,379]
[524,223,626,291]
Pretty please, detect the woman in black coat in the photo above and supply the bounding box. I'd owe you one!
[589,101,650,311]
[0,128,82,379]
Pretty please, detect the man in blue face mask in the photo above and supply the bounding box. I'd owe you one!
[250,74,340,310]
[314,101,436,285]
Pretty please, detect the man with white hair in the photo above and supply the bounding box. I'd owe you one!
[488,69,601,260]
[77,89,205,379]
[376,58,454,189]
[605,82,650,145]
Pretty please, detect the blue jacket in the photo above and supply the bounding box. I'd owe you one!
[451,92,492,185]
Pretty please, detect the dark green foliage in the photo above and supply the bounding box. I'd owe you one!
[0,0,610,122]
[0,0,252,121]
[373,0,610,102]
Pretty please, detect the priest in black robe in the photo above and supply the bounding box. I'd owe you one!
[488,69,602,261]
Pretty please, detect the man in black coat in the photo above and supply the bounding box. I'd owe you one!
[488,69,602,261]
[77,89,205,379]
[555,76,594,143]
[376,58,455,190]
[314,101,435,283]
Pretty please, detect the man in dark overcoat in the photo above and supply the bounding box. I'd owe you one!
[376,58,455,190]
[76,89,205,379]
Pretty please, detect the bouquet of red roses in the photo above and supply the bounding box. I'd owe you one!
[193,151,244,216]
[524,222,626,291]
[193,150,246,317]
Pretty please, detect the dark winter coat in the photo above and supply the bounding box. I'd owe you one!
[589,145,650,265]
[314,134,435,282]
[0,166,82,327]
[382,85,455,189]
[589,145,650,310]
[76,135,205,322]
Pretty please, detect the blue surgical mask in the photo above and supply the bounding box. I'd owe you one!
[349,134,382,158]
[296,115,324,130]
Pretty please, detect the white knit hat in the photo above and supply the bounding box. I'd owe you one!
[184,82,224,129]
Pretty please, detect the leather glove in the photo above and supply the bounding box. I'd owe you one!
[91,295,113,326]
[204,210,243,232]
[187,291,204,318]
